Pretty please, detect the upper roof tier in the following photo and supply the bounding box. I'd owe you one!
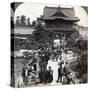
[43,6,80,22]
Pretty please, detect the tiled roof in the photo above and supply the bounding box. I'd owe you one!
[43,6,80,22]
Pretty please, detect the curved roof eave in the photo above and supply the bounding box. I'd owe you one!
[43,17,80,22]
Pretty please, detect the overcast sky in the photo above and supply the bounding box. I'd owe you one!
[14,2,88,27]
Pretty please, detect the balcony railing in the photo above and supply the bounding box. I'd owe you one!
[46,27,75,31]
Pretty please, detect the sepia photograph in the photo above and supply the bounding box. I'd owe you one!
[11,2,88,88]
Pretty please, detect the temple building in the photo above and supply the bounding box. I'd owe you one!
[42,6,80,39]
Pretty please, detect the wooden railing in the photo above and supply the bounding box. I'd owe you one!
[46,27,74,31]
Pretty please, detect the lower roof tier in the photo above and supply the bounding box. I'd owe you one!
[43,16,80,22]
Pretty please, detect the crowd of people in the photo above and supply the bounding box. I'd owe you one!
[20,46,76,86]
[39,66,53,84]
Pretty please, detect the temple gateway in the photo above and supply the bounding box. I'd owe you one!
[42,6,80,39]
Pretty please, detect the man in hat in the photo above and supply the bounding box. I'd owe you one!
[47,66,53,83]
[57,61,63,83]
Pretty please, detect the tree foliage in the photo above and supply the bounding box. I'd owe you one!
[20,15,26,27]
[27,18,31,27]
[16,16,21,27]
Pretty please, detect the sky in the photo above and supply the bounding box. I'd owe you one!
[14,2,88,27]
